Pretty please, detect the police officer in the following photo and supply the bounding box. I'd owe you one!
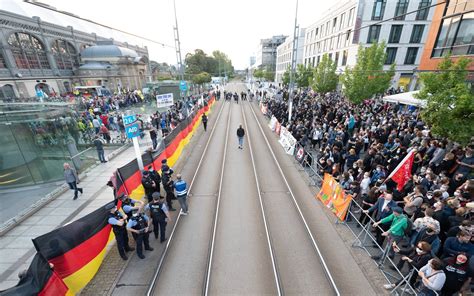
[174,174,188,215]
[148,166,161,195]
[107,202,134,260]
[126,208,153,259]
[120,193,143,217]
[162,169,176,211]
[146,192,171,243]
[161,158,174,176]
[141,170,156,203]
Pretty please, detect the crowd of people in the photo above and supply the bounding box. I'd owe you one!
[264,88,473,295]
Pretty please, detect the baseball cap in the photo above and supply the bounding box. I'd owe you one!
[152,192,160,200]
[392,207,403,214]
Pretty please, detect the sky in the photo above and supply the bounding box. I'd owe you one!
[3,0,336,69]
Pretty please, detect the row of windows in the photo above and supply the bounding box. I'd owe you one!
[367,24,425,44]
[6,32,80,70]
[306,7,356,42]
[305,31,352,57]
[372,0,431,21]
[385,47,419,65]
[304,50,349,68]
[432,11,474,57]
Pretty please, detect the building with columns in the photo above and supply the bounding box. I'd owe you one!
[0,4,150,101]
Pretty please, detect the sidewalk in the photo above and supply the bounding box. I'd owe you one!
[0,144,141,290]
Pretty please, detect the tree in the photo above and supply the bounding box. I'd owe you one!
[185,49,234,78]
[282,66,290,86]
[253,69,265,79]
[415,56,474,145]
[296,64,313,88]
[192,72,211,85]
[311,53,338,93]
[264,70,275,82]
[341,42,395,104]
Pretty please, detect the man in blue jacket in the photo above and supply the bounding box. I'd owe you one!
[443,230,474,258]
[363,191,397,247]
[174,174,188,215]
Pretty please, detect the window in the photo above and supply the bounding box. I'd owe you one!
[326,21,330,35]
[404,47,419,64]
[0,84,16,101]
[348,8,355,26]
[342,50,348,66]
[394,0,409,21]
[385,47,398,64]
[416,0,431,20]
[7,32,50,69]
[315,28,319,37]
[410,25,425,43]
[367,25,381,43]
[0,53,6,68]
[333,17,337,32]
[372,0,387,21]
[335,51,340,66]
[433,12,474,57]
[51,39,78,70]
[345,30,352,47]
[388,25,403,43]
[317,55,321,65]
[340,13,345,30]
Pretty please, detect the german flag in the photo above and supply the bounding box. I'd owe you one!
[0,253,70,296]
[117,96,216,200]
[31,202,114,294]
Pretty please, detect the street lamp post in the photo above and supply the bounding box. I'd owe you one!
[288,0,299,124]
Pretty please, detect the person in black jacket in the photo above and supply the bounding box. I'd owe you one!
[237,125,245,149]
[202,114,208,131]
[384,241,433,290]
[141,170,156,203]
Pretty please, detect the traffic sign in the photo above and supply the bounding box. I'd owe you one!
[179,80,187,91]
[123,114,139,139]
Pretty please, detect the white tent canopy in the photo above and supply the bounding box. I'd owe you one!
[382,91,426,108]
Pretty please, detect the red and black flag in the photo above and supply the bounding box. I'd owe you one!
[0,253,70,296]
[31,202,114,294]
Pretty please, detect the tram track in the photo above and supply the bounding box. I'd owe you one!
[240,93,340,295]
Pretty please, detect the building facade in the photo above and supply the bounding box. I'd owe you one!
[0,8,150,101]
[418,0,474,82]
[303,0,435,91]
[253,35,288,72]
[275,28,306,84]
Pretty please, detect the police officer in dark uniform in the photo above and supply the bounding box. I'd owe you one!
[162,169,176,211]
[201,114,208,131]
[126,208,153,259]
[161,159,174,176]
[141,170,156,203]
[107,202,134,260]
[148,166,161,195]
[146,192,171,243]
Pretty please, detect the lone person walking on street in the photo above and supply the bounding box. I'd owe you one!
[63,163,82,200]
[174,174,188,215]
[93,135,107,163]
[202,114,208,131]
[237,124,245,149]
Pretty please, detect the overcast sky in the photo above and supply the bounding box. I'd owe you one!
[4,0,336,69]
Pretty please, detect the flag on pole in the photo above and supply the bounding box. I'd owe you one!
[386,149,416,191]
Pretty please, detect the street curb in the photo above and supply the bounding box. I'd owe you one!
[0,144,131,237]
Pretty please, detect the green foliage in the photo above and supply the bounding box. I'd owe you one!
[296,64,313,88]
[416,56,474,145]
[282,66,290,86]
[185,49,234,78]
[192,72,212,85]
[311,53,338,93]
[264,70,275,82]
[342,42,395,104]
[253,69,265,79]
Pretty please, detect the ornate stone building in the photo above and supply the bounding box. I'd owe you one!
[0,8,150,100]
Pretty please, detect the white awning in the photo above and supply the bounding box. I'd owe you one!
[383,91,426,108]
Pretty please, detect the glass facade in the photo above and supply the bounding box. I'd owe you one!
[0,104,97,187]
[433,2,474,57]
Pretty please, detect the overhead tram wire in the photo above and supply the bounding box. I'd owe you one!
[23,0,175,49]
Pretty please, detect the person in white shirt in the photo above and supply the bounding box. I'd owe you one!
[417,258,446,295]
[360,172,371,196]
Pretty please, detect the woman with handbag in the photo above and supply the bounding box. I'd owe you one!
[417,258,446,296]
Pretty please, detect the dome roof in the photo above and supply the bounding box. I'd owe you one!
[78,62,117,70]
[81,45,139,59]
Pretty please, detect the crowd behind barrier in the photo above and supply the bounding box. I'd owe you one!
[0,93,216,296]
[257,86,473,296]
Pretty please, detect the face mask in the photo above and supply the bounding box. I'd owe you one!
[376,168,381,172]
[416,248,423,254]
[133,213,138,217]
[454,191,461,197]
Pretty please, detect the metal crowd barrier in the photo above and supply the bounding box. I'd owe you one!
[289,144,436,296]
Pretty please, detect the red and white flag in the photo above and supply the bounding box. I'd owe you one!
[386,149,415,191]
